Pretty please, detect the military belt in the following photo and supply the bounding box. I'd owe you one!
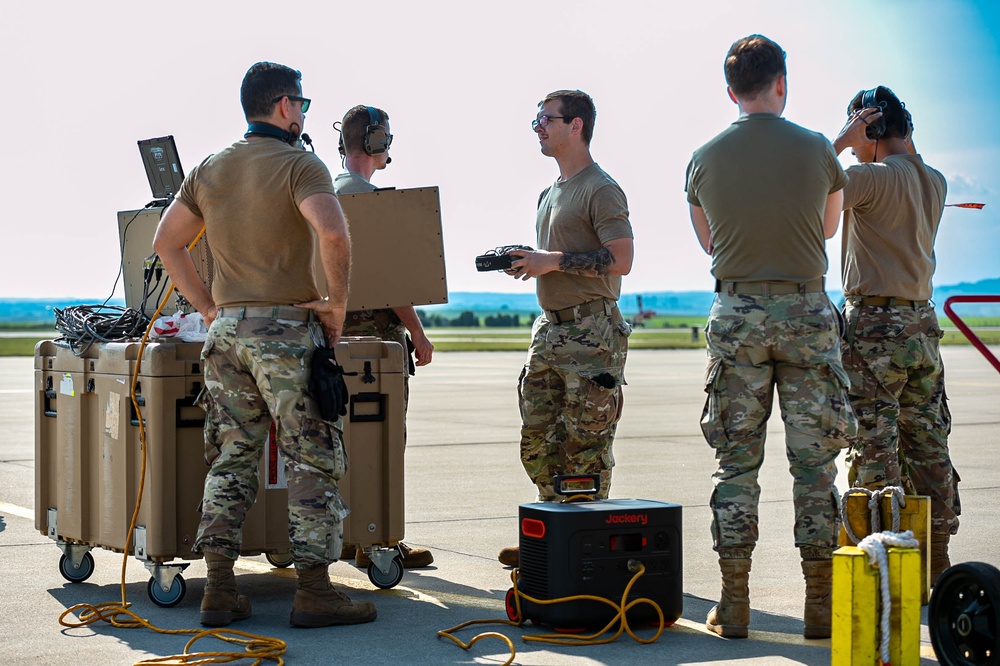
[545,298,612,325]
[217,305,315,322]
[716,278,825,296]
[848,296,929,308]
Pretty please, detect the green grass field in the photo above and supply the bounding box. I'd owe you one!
[2,317,997,356]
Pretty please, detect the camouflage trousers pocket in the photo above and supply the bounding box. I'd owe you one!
[571,372,622,432]
[290,417,348,481]
[820,364,857,447]
[701,356,732,449]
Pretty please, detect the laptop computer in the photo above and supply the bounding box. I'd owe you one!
[138,135,185,205]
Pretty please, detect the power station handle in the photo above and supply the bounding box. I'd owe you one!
[350,392,386,423]
[554,473,601,497]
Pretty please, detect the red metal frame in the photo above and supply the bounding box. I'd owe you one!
[943,295,1000,374]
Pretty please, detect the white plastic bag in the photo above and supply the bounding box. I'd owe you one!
[151,312,208,342]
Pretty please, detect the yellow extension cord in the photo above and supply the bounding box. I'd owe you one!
[56,228,288,665]
[438,556,667,665]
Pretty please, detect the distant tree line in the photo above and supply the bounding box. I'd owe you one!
[416,310,538,327]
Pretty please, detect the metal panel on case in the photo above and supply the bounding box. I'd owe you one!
[314,187,448,310]
[117,208,214,317]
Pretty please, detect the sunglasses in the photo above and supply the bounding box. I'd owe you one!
[531,115,570,130]
[272,95,311,113]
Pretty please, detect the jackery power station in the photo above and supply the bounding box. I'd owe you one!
[509,496,683,629]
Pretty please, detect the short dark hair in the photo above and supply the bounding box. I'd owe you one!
[240,62,302,121]
[847,86,912,140]
[724,35,787,100]
[340,105,389,155]
[540,90,596,145]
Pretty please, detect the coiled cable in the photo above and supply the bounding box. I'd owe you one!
[53,304,150,356]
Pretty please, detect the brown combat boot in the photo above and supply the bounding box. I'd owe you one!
[200,551,252,627]
[931,533,952,586]
[801,548,833,639]
[498,545,519,567]
[290,565,377,627]
[706,554,751,638]
[357,543,434,569]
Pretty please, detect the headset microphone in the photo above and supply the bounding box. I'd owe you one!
[301,133,314,152]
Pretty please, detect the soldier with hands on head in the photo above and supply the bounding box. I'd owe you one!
[833,85,960,583]
[153,61,376,628]
[498,89,634,567]
[332,104,434,570]
[685,35,857,640]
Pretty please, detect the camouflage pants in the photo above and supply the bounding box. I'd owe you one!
[702,293,857,555]
[195,315,349,568]
[842,302,960,534]
[519,303,630,501]
[342,308,409,421]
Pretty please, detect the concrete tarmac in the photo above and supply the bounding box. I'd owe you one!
[2,345,999,665]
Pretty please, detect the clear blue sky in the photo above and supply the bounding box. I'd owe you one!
[2,0,997,299]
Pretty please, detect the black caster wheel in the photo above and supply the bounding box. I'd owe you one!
[147,575,186,608]
[59,552,95,583]
[929,561,1000,665]
[265,552,293,568]
[367,556,404,589]
[505,587,520,622]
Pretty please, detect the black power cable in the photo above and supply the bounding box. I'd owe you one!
[53,304,149,356]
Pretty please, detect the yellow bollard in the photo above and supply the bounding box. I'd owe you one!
[831,545,921,666]
[838,491,931,605]
[832,547,878,665]
[881,495,930,606]
[887,547,921,666]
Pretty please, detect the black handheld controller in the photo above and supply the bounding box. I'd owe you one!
[475,244,534,272]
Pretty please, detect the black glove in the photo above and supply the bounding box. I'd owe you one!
[309,346,349,421]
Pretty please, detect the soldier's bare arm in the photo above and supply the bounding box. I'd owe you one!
[823,190,845,239]
[510,237,632,280]
[296,192,351,344]
[392,305,434,366]
[152,200,217,325]
[689,204,713,255]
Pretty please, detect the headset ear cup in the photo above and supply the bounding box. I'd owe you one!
[865,116,886,140]
[365,127,388,155]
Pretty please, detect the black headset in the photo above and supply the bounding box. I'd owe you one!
[859,88,888,140]
[362,106,390,155]
[337,106,391,163]
[245,122,295,144]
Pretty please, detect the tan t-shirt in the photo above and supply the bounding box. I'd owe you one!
[535,163,633,311]
[686,114,847,283]
[177,139,335,308]
[841,154,946,300]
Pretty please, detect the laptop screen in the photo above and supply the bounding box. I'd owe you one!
[138,135,185,200]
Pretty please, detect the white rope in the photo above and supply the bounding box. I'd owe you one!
[840,486,907,544]
[857,530,920,665]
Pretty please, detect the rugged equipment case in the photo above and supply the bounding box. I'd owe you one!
[34,336,406,604]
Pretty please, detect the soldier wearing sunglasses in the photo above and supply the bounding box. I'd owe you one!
[498,90,634,567]
[154,61,376,629]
